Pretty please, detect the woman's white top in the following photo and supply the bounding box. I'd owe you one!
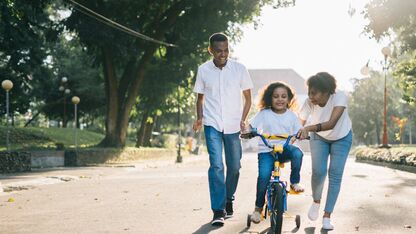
[250,109,302,153]
[299,91,352,141]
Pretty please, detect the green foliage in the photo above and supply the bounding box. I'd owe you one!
[349,71,404,145]
[0,126,104,150]
[63,0,295,146]
[0,0,61,116]
[393,52,416,105]
[364,0,416,50]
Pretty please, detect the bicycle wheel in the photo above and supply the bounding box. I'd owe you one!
[270,183,284,234]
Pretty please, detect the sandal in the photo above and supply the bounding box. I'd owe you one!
[290,183,305,193]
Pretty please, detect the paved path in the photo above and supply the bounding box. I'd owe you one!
[0,153,415,234]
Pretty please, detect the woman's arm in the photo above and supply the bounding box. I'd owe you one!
[298,106,345,139]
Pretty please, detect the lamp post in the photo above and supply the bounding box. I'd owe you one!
[72,96,80,150]
[2,80,13,152]
[381,46,391,148]
[176,85,182,163]
[59,77,70,128]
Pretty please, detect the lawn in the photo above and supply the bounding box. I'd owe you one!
[0,126,104,151]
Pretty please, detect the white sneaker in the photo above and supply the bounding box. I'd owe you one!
[250,210,262,224]
[308,202,320,221]
[322,217,334,230]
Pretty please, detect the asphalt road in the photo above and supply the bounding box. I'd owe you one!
[0,152,415,234]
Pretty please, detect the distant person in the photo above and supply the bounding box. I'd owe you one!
[245,82,304,223]
[297,72,353,230]
[193,32,253,226]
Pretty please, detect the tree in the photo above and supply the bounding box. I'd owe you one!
[36,35,105,127]
[363,0,416,127]
[349,71,405,145]
[0,0,61,122]
[63,0,295,147]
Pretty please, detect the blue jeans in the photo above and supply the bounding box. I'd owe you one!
[204,125,242,212]
[309,130,352,213]
[255,145,303,208]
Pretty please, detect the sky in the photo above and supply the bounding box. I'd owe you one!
[231,0,390,91]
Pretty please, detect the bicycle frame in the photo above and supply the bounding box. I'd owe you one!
[241,129,295,215]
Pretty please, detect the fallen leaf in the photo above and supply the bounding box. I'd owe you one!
[7,198,15,202]
[404,225,411,229]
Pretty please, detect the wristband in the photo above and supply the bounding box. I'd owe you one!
[316,123,322,132]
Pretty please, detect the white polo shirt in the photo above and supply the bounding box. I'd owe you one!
[193,59,253,134]
[299,90,352,140]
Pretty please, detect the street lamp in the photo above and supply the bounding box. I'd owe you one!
[176,85,182,163]
[59,77,70,128]
[72,96,80,150]
[2,80,13,152]
[381,46,391,148]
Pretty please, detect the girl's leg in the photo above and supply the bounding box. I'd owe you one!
[255,152,274,208]
[309,133,331,202]
[281,145,303,184]
[324,131,353,215]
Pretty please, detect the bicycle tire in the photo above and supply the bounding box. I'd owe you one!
[270,183,284,234]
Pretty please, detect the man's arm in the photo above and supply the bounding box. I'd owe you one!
[240,89,252,131]
[193,93,204,132]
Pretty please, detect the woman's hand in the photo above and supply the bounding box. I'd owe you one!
[297,128,309,140]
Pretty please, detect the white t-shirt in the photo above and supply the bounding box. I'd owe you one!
[249,109,302,153]
[299,91,352,140]
[193,59,253,134]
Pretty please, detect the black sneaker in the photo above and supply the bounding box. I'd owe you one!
[211,210,225,226]
[225,201,233,218]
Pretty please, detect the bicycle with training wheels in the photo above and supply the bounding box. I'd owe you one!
[241,129,307,234]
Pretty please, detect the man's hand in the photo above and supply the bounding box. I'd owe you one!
[193,119,203,132]
[240,120,247,133]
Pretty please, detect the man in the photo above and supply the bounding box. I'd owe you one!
[193,32,253,226]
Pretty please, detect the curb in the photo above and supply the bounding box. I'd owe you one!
[355,158,416,174]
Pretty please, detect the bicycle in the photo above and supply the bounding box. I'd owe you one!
[241,128,307,234]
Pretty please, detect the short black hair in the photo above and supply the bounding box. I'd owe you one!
[209,33,228,47]
[307,72,337,94]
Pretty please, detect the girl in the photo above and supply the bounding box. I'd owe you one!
[247,81,304,223]
[297,72,353,230]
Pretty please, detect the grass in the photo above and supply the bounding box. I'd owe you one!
[0,126,104,151]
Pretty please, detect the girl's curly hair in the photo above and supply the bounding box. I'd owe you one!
[257,81,297,111]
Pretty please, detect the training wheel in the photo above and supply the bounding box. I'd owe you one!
[295,215,301,228]
[247,214,252,228]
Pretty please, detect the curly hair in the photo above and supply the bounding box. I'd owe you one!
[307,72,337,94]
[257,81,297,111]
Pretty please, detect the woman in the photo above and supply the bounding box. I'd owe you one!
[297,72,353,230]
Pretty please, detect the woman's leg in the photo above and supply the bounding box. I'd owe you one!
[255,152,274,208]
[309,133,331,202]
[324,131,353,215]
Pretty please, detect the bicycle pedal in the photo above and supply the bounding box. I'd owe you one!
[289,188,304,195]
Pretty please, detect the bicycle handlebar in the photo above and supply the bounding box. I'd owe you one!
[240,128,309,150]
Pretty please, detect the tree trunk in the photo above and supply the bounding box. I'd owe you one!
[136,111,149,147]
[143,115,156,147]
[98,3,184,148]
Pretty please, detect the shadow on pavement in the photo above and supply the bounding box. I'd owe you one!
[304,226,332,234]
[192,222,222,234]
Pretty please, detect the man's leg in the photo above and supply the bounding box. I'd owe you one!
[223,132,242,216]
[204,126,226,213]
